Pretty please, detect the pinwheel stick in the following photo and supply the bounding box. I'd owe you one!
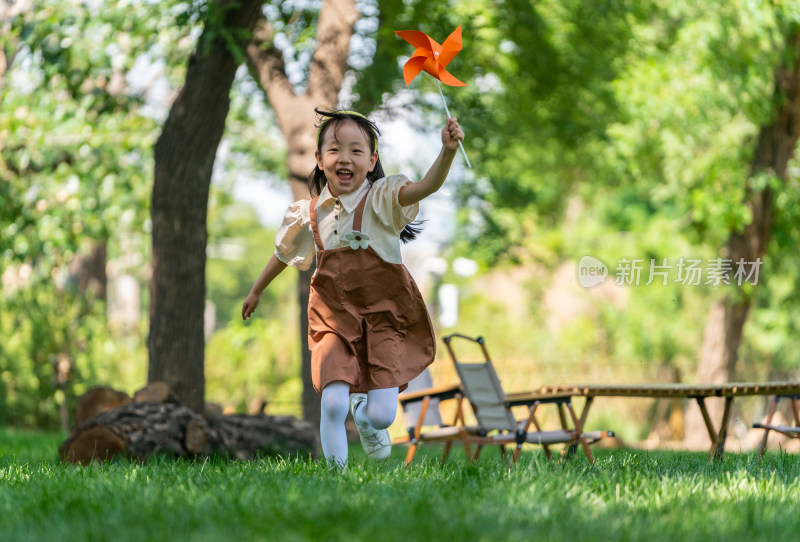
[436,80,471,168]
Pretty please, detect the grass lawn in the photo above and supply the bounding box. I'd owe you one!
[1,428,799,542]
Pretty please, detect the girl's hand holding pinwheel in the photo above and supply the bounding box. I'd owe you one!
[441,117,465,152]
[395,25,471,168]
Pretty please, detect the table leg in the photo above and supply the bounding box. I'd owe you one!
[557,403,568,429]
[693,397,725,461]
[713,397,734,461]
[790,397,800,427]
[694,397,717,449]
[758,396,780,459]
[579,396,594,427]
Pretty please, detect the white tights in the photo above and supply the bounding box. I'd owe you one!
[319,382,398,465]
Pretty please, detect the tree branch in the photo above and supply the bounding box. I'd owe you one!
[245,0,358,195]
[1,0,35,78]
[245,15,299,134]
[306,0,359,104]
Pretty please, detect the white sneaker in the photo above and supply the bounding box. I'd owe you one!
[349,393,391,461]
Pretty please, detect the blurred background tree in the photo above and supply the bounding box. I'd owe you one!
[1,0,193,429]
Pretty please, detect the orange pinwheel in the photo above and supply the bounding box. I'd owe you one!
[395,26,467,87]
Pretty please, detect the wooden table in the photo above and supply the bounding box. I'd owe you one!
[506,382,800,460]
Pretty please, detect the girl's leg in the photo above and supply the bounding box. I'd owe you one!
[320,381,351,465]
[353,387,399,430]
[350,387,397,461]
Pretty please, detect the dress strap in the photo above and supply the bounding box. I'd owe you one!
[352,184,372,232]
[308,196,324,250]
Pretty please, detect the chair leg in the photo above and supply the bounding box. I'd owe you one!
[558,400,577,459]
[524,401,552,460]
[405,396,430,466]
[566,401,594,464]
[404,443,418,466]
[460,432,472,462]
[441,441,453,463]
[568,396,595,457]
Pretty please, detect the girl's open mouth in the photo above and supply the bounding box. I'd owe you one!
[337,169,353,182]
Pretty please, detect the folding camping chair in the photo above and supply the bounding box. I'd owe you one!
[443,333,613,464]
[395,369,471,465]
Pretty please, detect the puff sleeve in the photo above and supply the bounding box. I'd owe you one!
[274,200,315,271]
[369,175,420,234]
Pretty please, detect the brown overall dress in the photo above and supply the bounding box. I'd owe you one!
[307,185,436,395]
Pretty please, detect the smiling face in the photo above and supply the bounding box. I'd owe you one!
[315,119,378,198]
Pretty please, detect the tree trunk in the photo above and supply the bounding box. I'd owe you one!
[298,266,320,429]
[68,240,108,299]
[245,0,358,430]
[685,27,800,446]
[149,0,262,411]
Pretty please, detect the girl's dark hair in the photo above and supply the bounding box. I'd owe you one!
[308,107,423,243]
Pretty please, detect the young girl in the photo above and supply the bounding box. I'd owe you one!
[242,108,464,465]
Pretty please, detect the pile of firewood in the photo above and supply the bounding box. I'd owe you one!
[59,383,320,464]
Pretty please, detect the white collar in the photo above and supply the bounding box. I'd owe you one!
[315,179,370,213]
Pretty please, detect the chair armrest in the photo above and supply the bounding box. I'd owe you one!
[398,383,462,406]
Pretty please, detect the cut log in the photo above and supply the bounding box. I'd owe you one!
[74,387,132,428]
[59,425,128,465]
[184,418,209,455]
[133,381,178,404]
[214,412,321,461]
[59,401,320,464]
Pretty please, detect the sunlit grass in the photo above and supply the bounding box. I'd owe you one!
[1,428,799,541]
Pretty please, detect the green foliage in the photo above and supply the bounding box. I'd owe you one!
[0,281,145,430]
[597,0,779,246]
[2,432,800,542]
[206,316,302,416]
[204,189,303,415]
[224,73,288,180]
[1,0,194,427]
[437,0,800,386]
[436,0,786,261]
[206,191,273,324]
[741,171,800,375]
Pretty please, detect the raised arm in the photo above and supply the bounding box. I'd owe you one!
[398,117,465,207]
[242,254,288,320]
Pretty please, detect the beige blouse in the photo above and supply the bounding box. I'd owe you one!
[274,175,420,271]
